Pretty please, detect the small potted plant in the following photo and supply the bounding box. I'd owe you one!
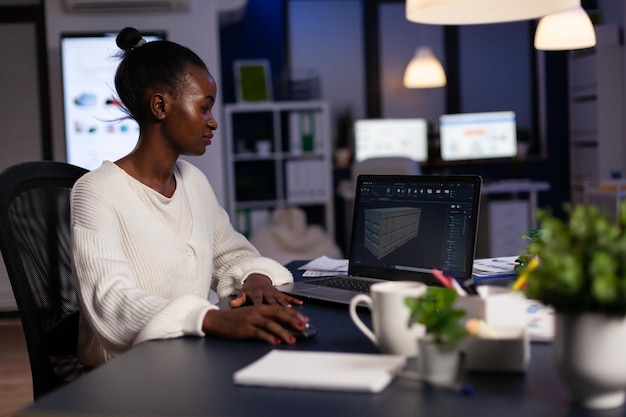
[405,287,467,384]
[519,202,626,410]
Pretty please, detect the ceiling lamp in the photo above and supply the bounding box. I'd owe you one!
[406,0,580,25]
[534,6,596,50]
[403,47,446,88]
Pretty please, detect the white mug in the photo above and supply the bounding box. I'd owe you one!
[349,281,427,357]
[255,140,272,156]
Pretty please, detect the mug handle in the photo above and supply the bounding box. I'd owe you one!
[349,294,378,347]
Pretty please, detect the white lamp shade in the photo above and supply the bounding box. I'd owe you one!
[406,0,580,25]
[403,47,446,88]
[534,6,596,50]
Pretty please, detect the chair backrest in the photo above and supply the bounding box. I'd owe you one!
[351,156,421,180]
[0,161,88,399]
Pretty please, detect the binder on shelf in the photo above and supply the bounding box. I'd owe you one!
[234,208,271,237]
[235,208,251,237]
[288,110,322,155]
[314,110,324,153]
[300,111,315,153]
[289,111,302,156]
[286,159,328,203]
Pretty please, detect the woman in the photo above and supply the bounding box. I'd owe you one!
[71,27,307,367]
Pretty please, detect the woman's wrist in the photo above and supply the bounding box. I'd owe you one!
[244,273,273,287]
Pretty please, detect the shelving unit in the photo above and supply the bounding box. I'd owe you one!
[568,25,625,203]
[224,100,334,238]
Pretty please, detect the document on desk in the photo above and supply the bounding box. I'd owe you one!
[234,350,406,393]
[472,256,518,279]
[298,256,349,277]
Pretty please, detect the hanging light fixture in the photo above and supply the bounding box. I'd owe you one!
[403,47,446,88]
[406,0,579,25]
[534,6,596,50]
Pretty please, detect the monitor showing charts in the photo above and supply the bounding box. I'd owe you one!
[61,31,166,170]
[439,111,517,162]
[354,118,428,162]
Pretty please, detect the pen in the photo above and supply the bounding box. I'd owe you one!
[396,370,475,396]
[511,274,526,291]
[450,278,468,296]
[511,257,538,291]
[444,268,478,296]
[431,268,452,289]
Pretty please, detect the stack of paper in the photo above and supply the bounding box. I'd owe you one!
[472,256,518,278]
[234,350,406,393]
[298,255,348,277]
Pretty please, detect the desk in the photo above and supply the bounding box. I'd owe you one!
[18,265,615,417]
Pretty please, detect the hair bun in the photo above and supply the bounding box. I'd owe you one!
[116,27,143,51]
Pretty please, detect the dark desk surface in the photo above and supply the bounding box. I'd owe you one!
[19,263,625,417]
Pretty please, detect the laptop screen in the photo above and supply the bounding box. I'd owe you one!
[348,175,482,283]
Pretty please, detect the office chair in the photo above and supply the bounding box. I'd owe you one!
[0,161,88,399]
[351,156,421,179]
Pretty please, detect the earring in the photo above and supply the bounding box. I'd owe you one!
[160,114,165,119]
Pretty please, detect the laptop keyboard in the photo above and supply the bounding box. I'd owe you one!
[307,277,373,293]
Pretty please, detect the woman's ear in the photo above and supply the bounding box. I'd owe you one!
[149,93,166,120]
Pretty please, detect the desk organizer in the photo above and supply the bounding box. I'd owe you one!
[454,287,530,373]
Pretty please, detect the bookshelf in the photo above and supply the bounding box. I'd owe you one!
[224,101,334,238]
[568,25,625,203]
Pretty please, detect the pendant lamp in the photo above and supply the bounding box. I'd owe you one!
[534,6,596,50]
[403,47,446,88]
[406,0,580,25]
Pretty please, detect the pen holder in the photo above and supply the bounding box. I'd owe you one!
[460,330,530,373]
[454,287,530,373]
[455,286,526,328]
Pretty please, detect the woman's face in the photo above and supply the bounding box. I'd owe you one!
[162,64,218,156]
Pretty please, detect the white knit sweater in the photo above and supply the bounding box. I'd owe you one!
[71,160,293,366]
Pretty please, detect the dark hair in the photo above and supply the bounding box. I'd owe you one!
[114,27,208,123]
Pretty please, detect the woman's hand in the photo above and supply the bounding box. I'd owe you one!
[229,273,303,308]
[202,304,309,345]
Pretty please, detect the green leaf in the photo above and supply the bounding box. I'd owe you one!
[405,287,466,348]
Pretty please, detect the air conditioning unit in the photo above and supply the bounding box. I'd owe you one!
[63,0,189,13]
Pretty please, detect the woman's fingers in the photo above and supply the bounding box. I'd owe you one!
[203,305,308,345]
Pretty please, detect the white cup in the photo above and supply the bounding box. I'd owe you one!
[349,281,427,357]
[255,140,272,156]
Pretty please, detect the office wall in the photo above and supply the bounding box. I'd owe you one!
[0,23,42,170]
[289,0,366,126]
[0,19,42,311]
[220,0,285,104]
[44,0,228,203]
[378,4,444,123]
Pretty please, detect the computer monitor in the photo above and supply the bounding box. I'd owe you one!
[354,118,428,163]
[61,31,166,170]
[439,111,517,162]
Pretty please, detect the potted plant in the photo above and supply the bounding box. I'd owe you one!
[405,286,467,384]
[519,202,626,410]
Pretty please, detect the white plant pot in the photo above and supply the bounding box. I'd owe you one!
[417,338,460,385]
[553,312,626,409]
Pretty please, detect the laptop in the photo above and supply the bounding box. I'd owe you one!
[277,174,482,304]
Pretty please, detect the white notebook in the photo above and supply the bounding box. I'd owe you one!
[234,350,406,393]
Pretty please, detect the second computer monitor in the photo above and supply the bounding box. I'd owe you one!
[439,111,517,162]
[354,118,428,163]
